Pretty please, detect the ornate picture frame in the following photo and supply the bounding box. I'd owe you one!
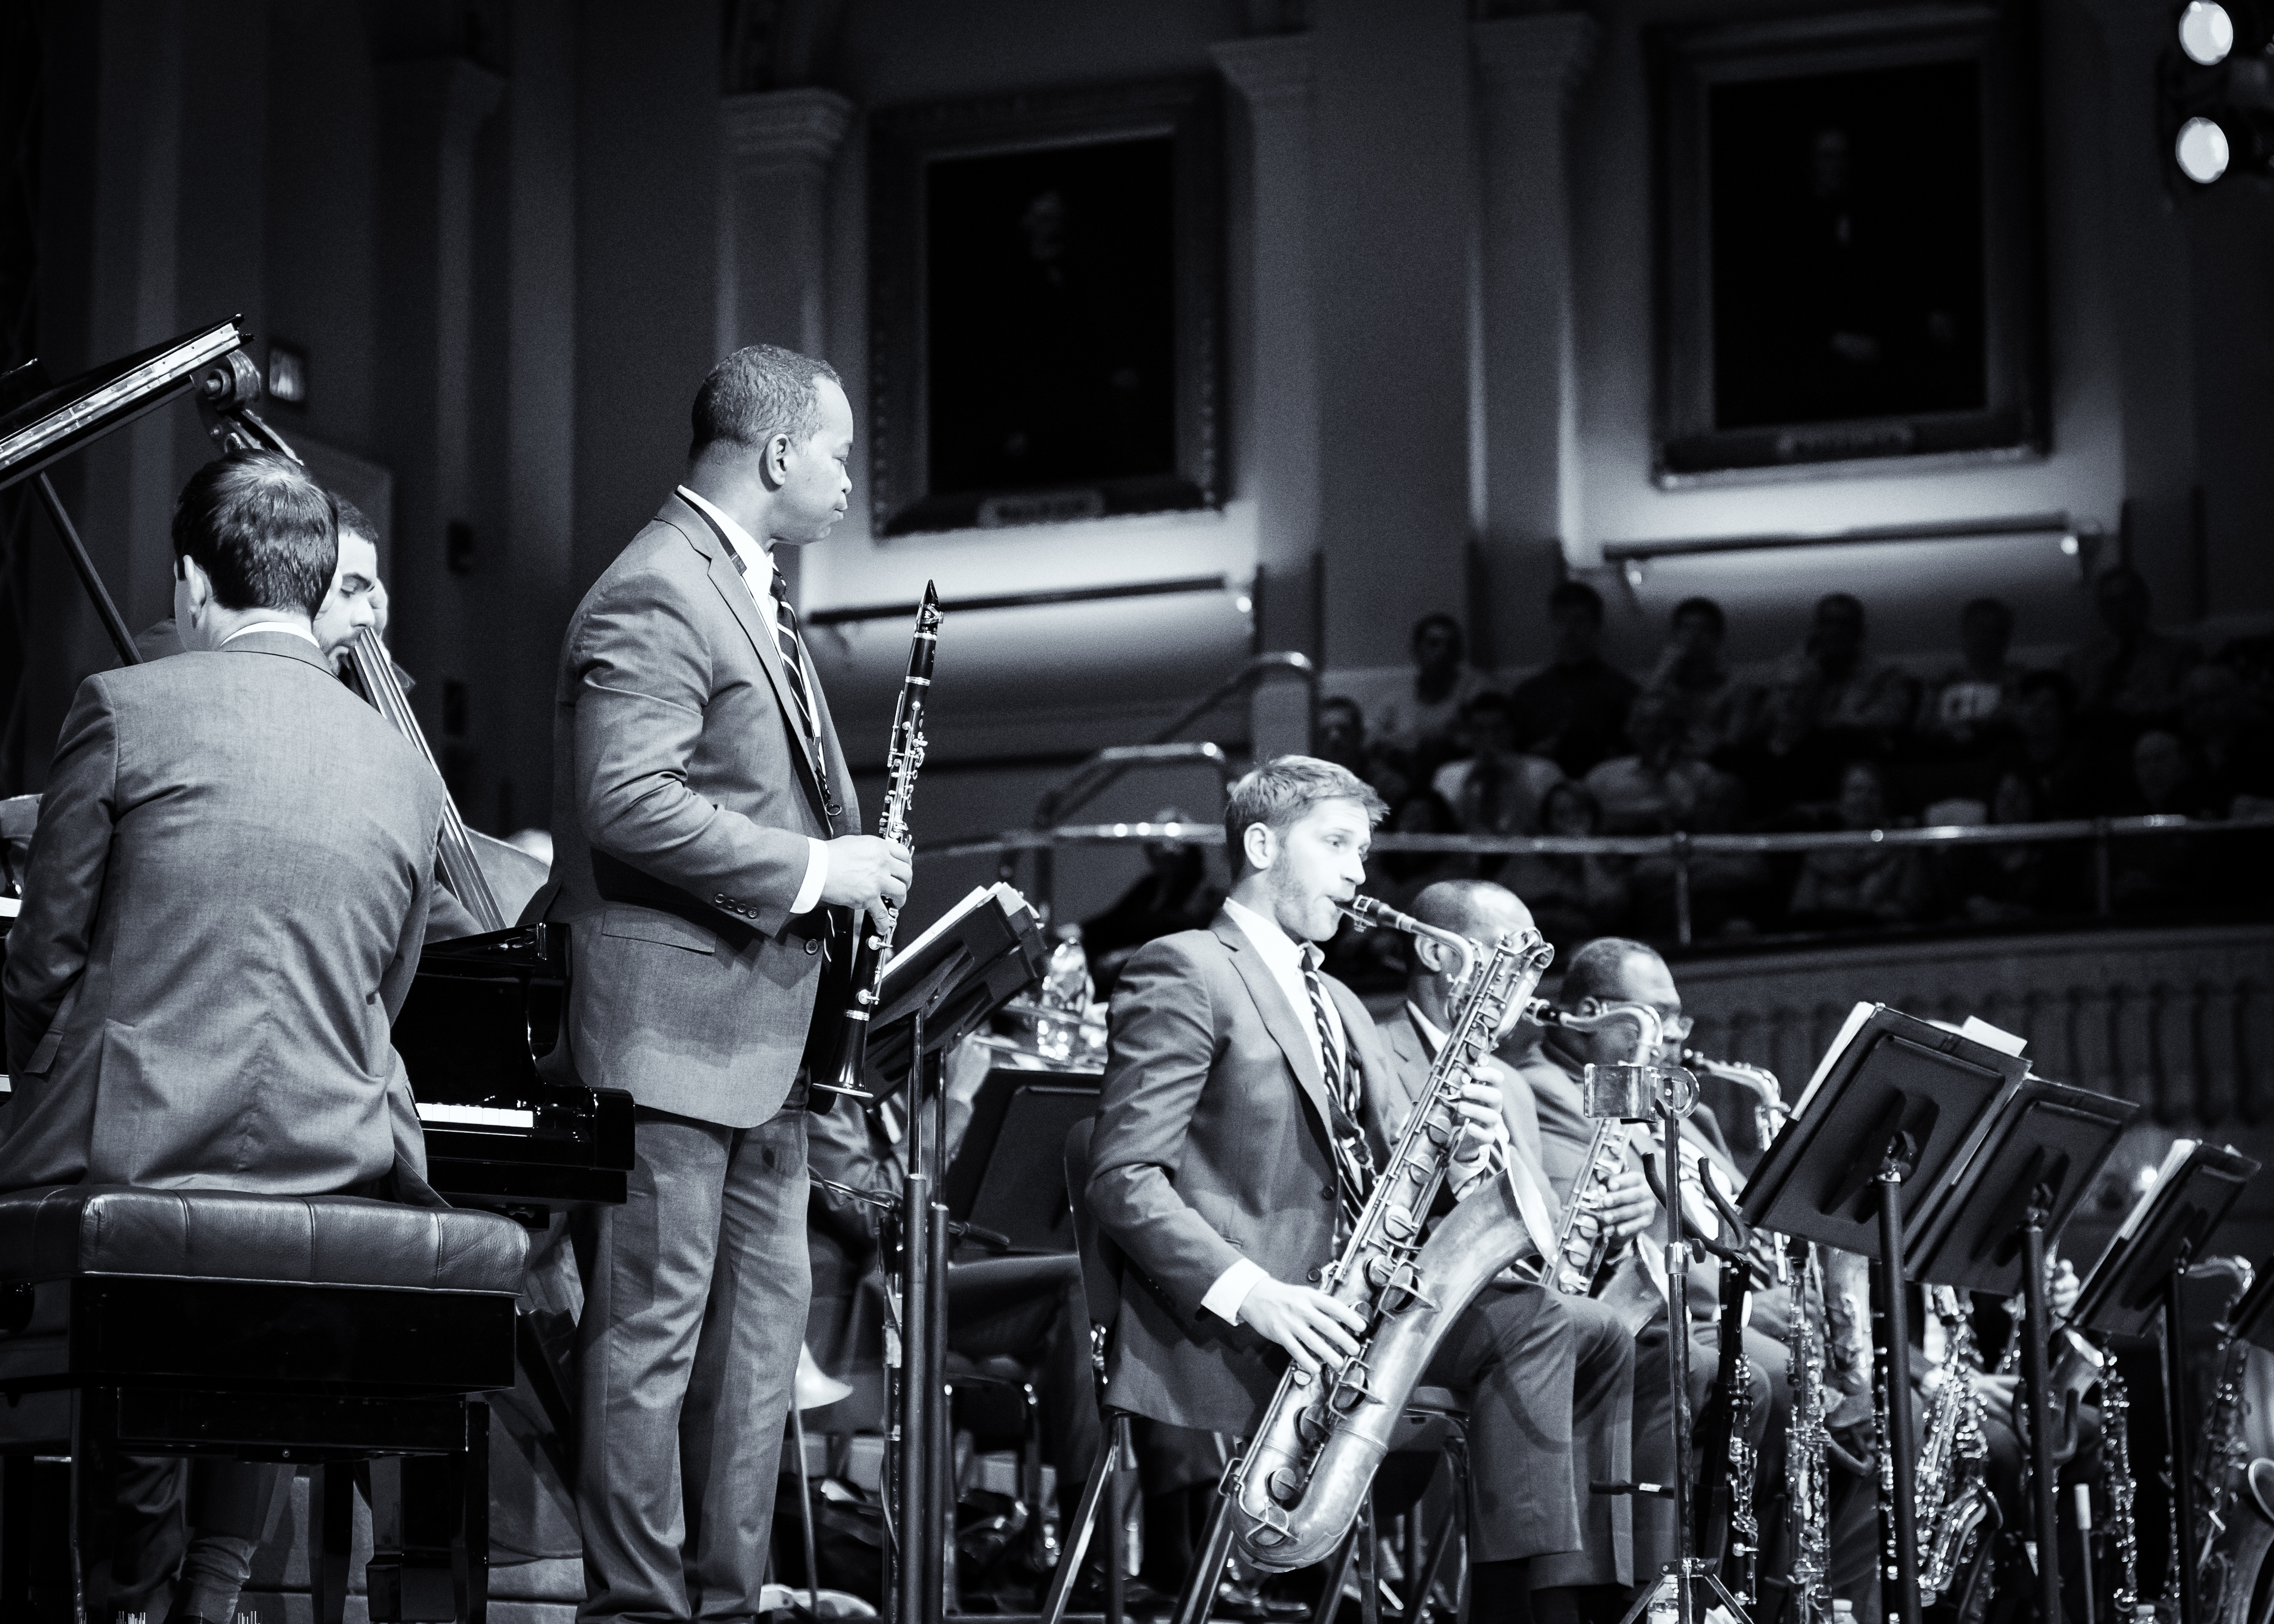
[867,77,1224,537]
[1652,4,2045,485]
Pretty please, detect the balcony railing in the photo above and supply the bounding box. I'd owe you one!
[925,811,2274,945]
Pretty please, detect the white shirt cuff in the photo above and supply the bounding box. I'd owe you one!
[1202,1258,1270,1326]
[791,837,830,916]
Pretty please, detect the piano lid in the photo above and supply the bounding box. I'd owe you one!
[0,317,246,493]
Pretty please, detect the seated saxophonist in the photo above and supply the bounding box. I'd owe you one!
[1088,756,1634,1624]
[1508,936,1778,1610]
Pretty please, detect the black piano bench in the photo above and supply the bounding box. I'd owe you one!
[0,1184,527,1624]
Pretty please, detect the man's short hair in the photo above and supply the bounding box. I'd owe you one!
[1560,936,1663,1007]
[1412,878,1516,940]
[170,451,336,618]
[1548,580,1605,623]
[1411,612,1464,657]
[1816,592,1865,624]
[1961,596,2014,635]
[1671,596,1724,635]
[1224,755,1387,876]
[690,343,842,460]
[333,495,379,549]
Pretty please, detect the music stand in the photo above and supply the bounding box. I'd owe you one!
[870,904,1048,1624]
[1906,1078,2138,1624]
[1739,1004,2025,1624]
[2223,1253,2274,1356]
[2068,1141,2260,1624]
[943,1070,1101,1256]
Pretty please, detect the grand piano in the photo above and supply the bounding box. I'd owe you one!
[0,317,635,1220]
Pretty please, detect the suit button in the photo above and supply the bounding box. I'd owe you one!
[804,939,821,955]
[1306,1267,1322,1282]
[1321,1184,1335,1200]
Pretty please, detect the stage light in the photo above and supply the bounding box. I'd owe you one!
[2177,114,2233,181]
[2180,0,2236,64]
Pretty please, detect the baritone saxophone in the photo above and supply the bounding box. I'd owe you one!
[1223,896,1555,1572]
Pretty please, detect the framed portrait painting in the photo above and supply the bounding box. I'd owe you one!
[868,78,1224,537]
[1652,4,2046,483]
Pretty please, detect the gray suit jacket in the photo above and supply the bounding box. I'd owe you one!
[538,494,860,1128]
[1087,911,1396,1435]
[0,633,444,1193]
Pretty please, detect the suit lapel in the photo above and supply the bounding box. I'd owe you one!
[659,496,836,828]
[1210,913,1334,1140]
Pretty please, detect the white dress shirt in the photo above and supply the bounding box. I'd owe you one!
[1199,898,1350,1325]
[674,485,829,916]
[220,619,322,650]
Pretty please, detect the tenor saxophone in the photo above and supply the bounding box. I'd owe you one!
[1224,896,1555,1572]
[1917,1286,1999,1608]
[2191,1258,2269,1624]
[1787,1240,1835,1624]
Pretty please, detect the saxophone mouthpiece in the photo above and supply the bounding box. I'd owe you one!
[1338,896,1408,931]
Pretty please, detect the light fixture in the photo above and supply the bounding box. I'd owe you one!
[2176,114,2233,181]
[2180,0,2236,64]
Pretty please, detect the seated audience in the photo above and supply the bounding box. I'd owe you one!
[1918,596,2028,748]
[1994,670,2096,820]
[1498,781,1632,952]
[1315,695,1370,779]
[2181,663,2274,815]
[1432,690,1565,855]
[1787,760,1930,927]
[1510,580,1638,777]
[1642,594,1748,760]
[1370,612,1498,776]
[1770,592,1919,741]
[2109,730,2212,910]
[1937,770,2069,926]
[2065,565,2198,743]
[1364,789,1479,917]
[1080,807,1225,996]
[1584,690,1742,836]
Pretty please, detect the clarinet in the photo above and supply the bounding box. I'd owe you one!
[814,582,941,1100]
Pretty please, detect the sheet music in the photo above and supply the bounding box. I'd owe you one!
[1958,1015,2028,1056]
[1791,1001,1877,1122]
[2114,1138,2200,1245]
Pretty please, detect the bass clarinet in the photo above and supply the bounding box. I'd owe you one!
[814,582,941,1100]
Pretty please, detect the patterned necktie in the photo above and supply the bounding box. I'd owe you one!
[720,556,831,815]
[1305,949,1376,1228]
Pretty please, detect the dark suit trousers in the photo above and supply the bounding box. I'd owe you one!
[576,1105,811,1624]
[1406,1281,1633,1566]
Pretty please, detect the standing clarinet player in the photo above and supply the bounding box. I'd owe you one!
[537,345,911,1624]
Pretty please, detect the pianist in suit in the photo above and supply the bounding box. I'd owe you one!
[536,343,910,1623]
[0,448,447,1622]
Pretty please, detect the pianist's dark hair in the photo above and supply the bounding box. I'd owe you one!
[170,449,338,619]
[690,343,842,461]
[1559,936,1666,1009]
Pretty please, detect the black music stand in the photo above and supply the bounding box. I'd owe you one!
[869,904,1048,1624]
[1740,1005,2025,1624]
[2069,1142,2261,1624]
[944,1070,1101,1256]
[2224,1254,2274,1356]
[1907,1078,2138,1624]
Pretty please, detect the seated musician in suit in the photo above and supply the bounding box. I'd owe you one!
[0,449,446,1624]
[1088,755,1632,1624]
[805,1082,1100,1543]
[1507,937,1779,1610]
[1374,879,1638,1619]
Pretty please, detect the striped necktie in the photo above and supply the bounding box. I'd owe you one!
[1304,949,1376,1228]
[719,548,834,815]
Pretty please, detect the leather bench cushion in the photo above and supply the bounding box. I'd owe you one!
[0,1186,526,1294]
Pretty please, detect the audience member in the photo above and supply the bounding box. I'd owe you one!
[1315,696,1370,779]
[2064,566,2198,740]
[1772,592,1919,739]
[1584,690,1742,836]
[2109,731,2211,909]
[1431,690,1565,855]
[1498,781,1632,952]
[1995,671,2095,820]
[1918,597,2027,747]
[1509,580,1638,777]
[1079,808,1224,995]
[2180,663,2274,815]
[1642,595,1748,760]
[1370,612,1498,775]
[1788,760,1930,927]
[1938,770,2068,926]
